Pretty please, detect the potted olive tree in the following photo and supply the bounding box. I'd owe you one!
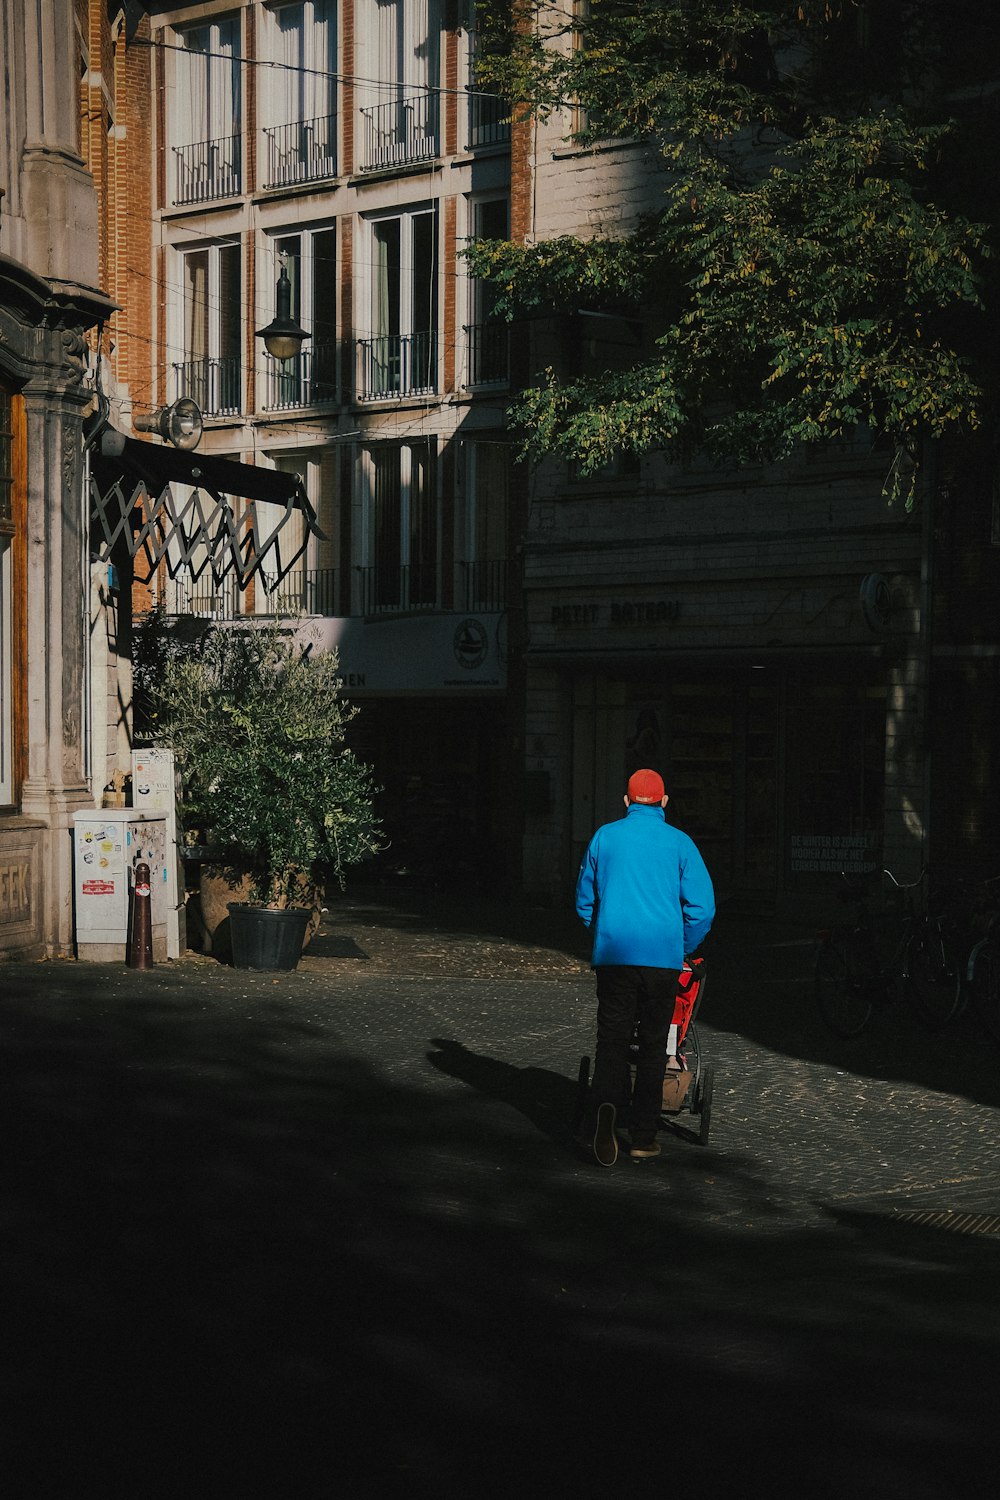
[156,619,381,970]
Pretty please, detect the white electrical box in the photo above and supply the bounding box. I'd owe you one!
[132,746,186,959]
[72,810,168,963]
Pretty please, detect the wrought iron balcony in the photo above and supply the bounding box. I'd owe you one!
[255,568,337,616]
[357,332,437,400]
[359,93,439,171]
[467,87,511,149]
[261,344,339,411]
[164,578,240,620]
[458,558,510,612]
[172,135,242,205]
[354,564,438,615]
[465,323,510,387]
[173,357,242,417]
[261,115,337,189]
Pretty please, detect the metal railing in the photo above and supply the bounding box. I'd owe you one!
[458,558,509,612]
[359,92,439,171]
[355,564,437,615]
[465,323,509,387]
[467,87,511,148]
[261,114,337,188]
[255,568,337,616]
[261,344,339,411]
[357,332,437,400]
[172,135,242,205]
[165,579,240,620]
[173,356,242,417]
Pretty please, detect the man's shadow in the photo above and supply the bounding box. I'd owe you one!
[426,1038,581,1145]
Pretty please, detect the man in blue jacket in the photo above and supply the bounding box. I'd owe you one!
[575,768,715,1165]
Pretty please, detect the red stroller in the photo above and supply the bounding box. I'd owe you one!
[575,956,714,1147]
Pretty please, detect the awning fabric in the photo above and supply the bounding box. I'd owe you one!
[89,436,325,591]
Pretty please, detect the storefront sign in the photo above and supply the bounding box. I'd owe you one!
[551,600,680,626]
[303,613,506,694]
[789,835,878,874]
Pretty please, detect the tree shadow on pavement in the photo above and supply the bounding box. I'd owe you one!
[1,969,999,1495]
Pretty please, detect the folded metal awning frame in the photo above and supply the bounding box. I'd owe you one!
[89,435,325,592]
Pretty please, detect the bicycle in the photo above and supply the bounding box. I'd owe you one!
[965,877,1000,1043]
[814,867,955,1038]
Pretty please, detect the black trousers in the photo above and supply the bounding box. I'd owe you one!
[590,965,681,1145]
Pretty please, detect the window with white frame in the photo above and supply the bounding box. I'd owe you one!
[359,441,437,613]
[173,241,242,417]
[359,207,438,400]
[260,1,338,188]
[460,439,509,611]
[466,196,509,387]
[358,0,440,170]
[171,15,242,204]
[261,229,338,411]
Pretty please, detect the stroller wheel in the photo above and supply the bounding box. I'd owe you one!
[696,1066,714,1146]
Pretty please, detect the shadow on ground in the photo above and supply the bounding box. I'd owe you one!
[1,965,998,1494]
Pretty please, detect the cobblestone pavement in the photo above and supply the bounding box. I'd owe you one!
[2,888,999,1493]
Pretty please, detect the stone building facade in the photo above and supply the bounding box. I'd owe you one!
[511,81,980,915]
[1,0,117,956]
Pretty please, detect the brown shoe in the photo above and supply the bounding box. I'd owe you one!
[629,1139,661,1160]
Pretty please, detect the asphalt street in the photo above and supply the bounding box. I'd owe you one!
[2,887,999,1495]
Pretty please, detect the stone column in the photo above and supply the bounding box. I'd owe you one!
[18,335,95,954]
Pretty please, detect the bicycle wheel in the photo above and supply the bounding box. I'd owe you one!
[969,939,1000,1043]
[905,919,964,1028]
[815,930,874,1038]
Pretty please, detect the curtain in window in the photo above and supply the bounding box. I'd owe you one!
[272,3,303,128]
[178,25,210,146]
[184,251,209,364]
[208,17,239,144]
[373,448,402,606]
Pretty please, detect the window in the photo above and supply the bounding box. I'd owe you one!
[260,1,338,187]
[261,230,338,411]
[466,1,511,148]
[466,196,509,387]
[459,440,509,611]
[173,242,242,417]
[359,442,437,612]
[0,383,23,808]
[171,15,242,204]
[359,207,438,399]
[358,0,440,170]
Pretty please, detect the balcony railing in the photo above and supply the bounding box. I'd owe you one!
[164,579,240,620]
[355,564,437,615]
[261,344,339,411]
[172,135,242,205]
[261,114,337,189]
[465,323,510,387]
[255,568,337,616]
[173,356,242,417]
[359,93,439,171]
[467,87,511,149]
[357,332,437,400]
[457,558,510,612]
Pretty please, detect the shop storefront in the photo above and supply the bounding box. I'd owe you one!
[560,659,888,910]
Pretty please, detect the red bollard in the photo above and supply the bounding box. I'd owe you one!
[129,861,154,969]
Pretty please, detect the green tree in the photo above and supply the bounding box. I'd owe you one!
[469,0,997,504]
[156,622,382,907]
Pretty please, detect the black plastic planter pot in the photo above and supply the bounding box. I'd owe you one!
[227,903,311,971]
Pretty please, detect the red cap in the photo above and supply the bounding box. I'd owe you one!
[627,769,665,804]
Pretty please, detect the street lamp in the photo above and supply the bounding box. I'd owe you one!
[255,262,310,361]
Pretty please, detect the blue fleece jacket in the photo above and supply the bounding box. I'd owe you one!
[575,803,715,969]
